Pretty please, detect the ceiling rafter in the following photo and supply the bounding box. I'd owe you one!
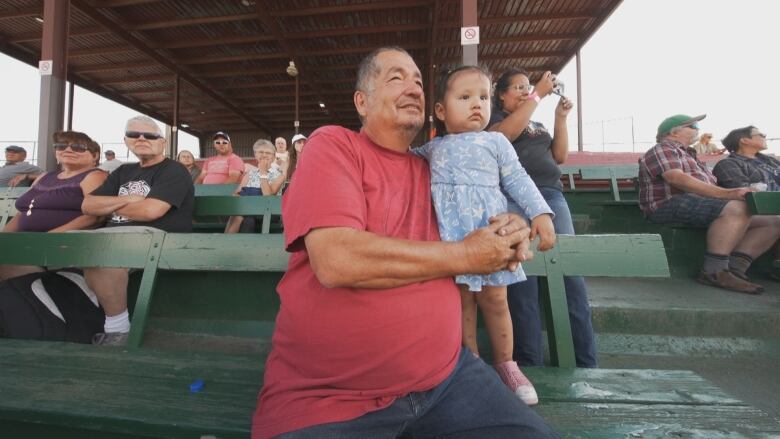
[0,6,42,20]
[70,0,270,133]
[269,0,431,17]
[126,12,257,31]
[253,0,342,123]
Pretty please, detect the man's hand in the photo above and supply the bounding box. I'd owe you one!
[723,187,754,200]
[8,174,28,187]
[530,214,556,251]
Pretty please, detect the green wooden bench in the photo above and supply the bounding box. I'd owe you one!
[746,191,780,215]
[2,231,779,437]
[578,165,639,202]
[194,184,238,196]
[559,166,580,192]
[193,195,282,233]
[0,186,29,228]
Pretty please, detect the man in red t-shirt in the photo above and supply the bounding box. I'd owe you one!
[195,131,244,184]
[252,47,558,439]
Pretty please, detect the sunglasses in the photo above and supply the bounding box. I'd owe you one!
[214,140,230,145]
[125,131,163,140]
[53,143,90,153]
[688,123,700,130]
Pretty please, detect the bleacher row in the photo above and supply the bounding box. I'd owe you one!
[1,176,779,437]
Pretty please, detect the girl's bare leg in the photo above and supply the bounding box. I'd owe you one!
[458,284,479,356]
[475,285,513,363]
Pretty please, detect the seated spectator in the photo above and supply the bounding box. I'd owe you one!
[692,132,726,156]
[195,131,243,185]
[224,140,284,234]
[98,150,123,173]
[714,126,780,191]
[287,133,306,182]
[81,115,194,346]
[638,114,780,294]
[714,126,780,280]
[273,136,290,176]
[177,150,201,182]
[0,131,108,281]
[1,145,43,187]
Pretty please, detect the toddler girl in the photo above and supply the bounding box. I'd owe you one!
[414,66,556,405]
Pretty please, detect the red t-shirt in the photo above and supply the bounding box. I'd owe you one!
[201,153,244,184]
[252,126,461,439]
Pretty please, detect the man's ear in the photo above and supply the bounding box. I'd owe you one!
[434,102,446,122]
[354,90,368,119]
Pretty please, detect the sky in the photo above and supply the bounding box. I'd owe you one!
[1,0,778,165]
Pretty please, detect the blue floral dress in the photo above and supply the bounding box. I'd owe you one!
[414,131,553,291]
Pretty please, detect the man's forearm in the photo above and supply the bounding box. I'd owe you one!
[664,172,728,198]
[305,228,469,289]
[82,195,133,216]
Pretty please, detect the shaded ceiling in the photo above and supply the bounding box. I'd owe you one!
[0,0,622,138]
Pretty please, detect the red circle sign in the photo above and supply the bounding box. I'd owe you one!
[464,28,476,40]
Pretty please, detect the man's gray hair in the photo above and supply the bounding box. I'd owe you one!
[355,46,413,94]
[125,115,163,136]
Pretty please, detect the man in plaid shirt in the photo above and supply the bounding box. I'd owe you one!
[638,114,780,294]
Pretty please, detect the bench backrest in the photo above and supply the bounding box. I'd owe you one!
[578,165,639,201]
[194,184,238,196]
[746,191,780,215]
[0,231,668,367]
[193,195,282,233]
[0,186,29,228]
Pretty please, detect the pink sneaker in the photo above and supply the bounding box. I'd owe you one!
[494,361,539,406]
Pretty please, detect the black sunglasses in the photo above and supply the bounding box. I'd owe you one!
[125,131,163,140]
[53,143,90,153]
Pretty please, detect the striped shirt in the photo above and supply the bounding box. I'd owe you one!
[638,140,717,214]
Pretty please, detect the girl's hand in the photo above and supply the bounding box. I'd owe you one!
[530,214,556,251]
[535,71,555,98]
[555,97,573,118]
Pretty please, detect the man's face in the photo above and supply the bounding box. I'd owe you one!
[105,153,115,160]
[4,150,25,164]
[213,137,231,155]
[744,128,768,152]
[275,137,287,152]
[668,124,700,146]
[357,50,425,138]
[124,121,166,159]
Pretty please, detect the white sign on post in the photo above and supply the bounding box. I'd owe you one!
[461,26,480,45]
[39,60,53,76]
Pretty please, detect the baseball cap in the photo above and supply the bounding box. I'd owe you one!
[291,134,307,143]
[212,131,231,142]
[5,145,25,153]
[657,114,706,137]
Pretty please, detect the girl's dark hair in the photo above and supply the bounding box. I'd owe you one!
[721,125,757,153]
[433,65,491,137]
[492,68,530,112]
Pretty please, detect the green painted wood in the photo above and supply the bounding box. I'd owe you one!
[746,191,780,215]
[194,184,238,196]
[560,166,580,191]
[127,232,166,350]
[539,245,577,368]
[0,186,30,199]
[0,232,153,268]
[193,195,281,217]
[579,165,639,201]
[159,233,287,271]
[552,234,669,277]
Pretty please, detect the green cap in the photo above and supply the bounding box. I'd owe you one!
[657,114,706,137]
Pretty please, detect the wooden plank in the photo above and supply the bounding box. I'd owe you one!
[579,165,639,180]
[746,191,780,215]
[194,184,238,197]
[159,233,287,271]
[193,195,281,217]
[0,232,153,268]
[553,234,669,277]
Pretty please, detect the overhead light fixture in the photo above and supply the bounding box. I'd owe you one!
[199,111,206,115]
[286,61,298,77]
[34,16,44,23]
[319,102,325,108]
[181,123,189,128]
[241,0,255,6]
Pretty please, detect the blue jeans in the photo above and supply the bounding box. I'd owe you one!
[508,186,598,368]
[276,349,559,439]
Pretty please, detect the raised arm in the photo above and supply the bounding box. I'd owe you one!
[550,97,573,164]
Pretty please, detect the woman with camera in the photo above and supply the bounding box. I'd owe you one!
[489,68,597,368]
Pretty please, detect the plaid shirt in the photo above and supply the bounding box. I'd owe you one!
[712,152,780,191]
[638,140,717,214]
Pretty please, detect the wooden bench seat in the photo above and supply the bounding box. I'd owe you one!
[2,339,778,438]
[746,191,780,215]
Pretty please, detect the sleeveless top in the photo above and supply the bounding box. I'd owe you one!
[15,169,97,232]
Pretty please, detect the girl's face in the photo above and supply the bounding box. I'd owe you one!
[435,71,491,135]
[254,146,275,161]
[293,139,305,153]
[499,74,532,113]
[178,152,194,166]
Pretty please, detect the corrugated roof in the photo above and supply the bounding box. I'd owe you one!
[0,0,622,138]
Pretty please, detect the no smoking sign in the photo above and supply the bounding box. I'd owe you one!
[461,26,480,45]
